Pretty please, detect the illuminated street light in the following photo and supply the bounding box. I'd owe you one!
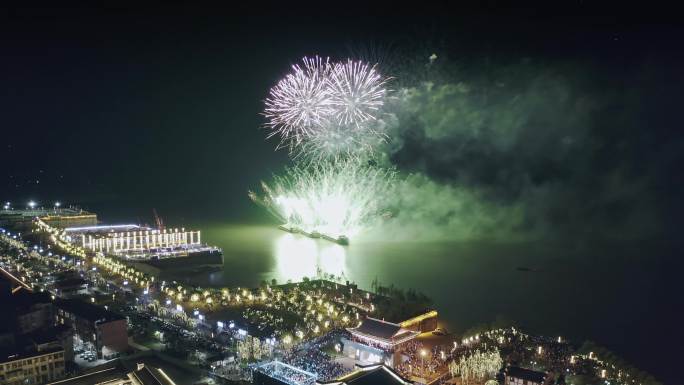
[28,201,36,209]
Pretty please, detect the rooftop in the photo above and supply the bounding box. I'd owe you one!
[54,277,88,289]
[130,364,178,385]
[348,317,420,344]
[0,345,63,364]
[320,364,411,385]
[20,325,70,346]
[349,318,401,340]
[48,360,129,385]
[505,366,547,383]
[55,298,125,323]
[0,207,93,219]
[48,360,179,385]
[11,289,51,310]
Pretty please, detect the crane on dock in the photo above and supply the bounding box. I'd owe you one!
[152,208,165,231]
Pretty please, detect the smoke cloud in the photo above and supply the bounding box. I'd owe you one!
[370,58,670,242]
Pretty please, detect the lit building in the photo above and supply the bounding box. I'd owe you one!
[0,347,66,385]
[75,227,201,254]
[0,279,74,384]
[55,299,128,360]
[344,317,420,367]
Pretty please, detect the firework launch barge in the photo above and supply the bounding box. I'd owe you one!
[278,224,349,245]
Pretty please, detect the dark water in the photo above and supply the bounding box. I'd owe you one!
[188,224,679,383]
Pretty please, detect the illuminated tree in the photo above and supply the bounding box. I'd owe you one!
[449,349,502,385]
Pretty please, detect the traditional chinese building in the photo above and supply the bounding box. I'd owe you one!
[320,364,412,385]
[344,318,420,367]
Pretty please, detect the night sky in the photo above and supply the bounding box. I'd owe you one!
[2,5,682,233]
[2,4,684,383]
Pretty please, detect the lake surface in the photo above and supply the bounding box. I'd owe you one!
[189,223,680,383]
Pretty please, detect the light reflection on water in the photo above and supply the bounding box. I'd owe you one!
[191,223,679,381]
[273,233,347,283]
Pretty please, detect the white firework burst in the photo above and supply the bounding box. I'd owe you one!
[263,56,333,148]
[327,59,388,128]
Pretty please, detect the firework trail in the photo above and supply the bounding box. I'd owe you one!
[249,159,395,238]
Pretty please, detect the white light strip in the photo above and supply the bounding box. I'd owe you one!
[157,368,178,385]
[381,366,410,384]
[0,266,32,290]
[65,224,142,232]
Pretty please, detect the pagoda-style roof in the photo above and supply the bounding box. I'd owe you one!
[347,318,419,346]
[319,364,411,385]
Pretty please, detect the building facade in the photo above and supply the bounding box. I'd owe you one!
[344,317,420,367]
[78,228,200,254]
[55,300,128,359]
[0,348,65,385]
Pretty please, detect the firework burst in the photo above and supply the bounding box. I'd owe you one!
[263,56,389,157]
[255,56,394,242]
[327,59,388,128]
[250,159,395,238]
[263,56,333,148]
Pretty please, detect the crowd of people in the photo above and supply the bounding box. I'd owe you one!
[282,330,349,381]
[257,363,318,385]
[395,340,448,380]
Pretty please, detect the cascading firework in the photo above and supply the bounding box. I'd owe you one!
[249,159,394,239]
